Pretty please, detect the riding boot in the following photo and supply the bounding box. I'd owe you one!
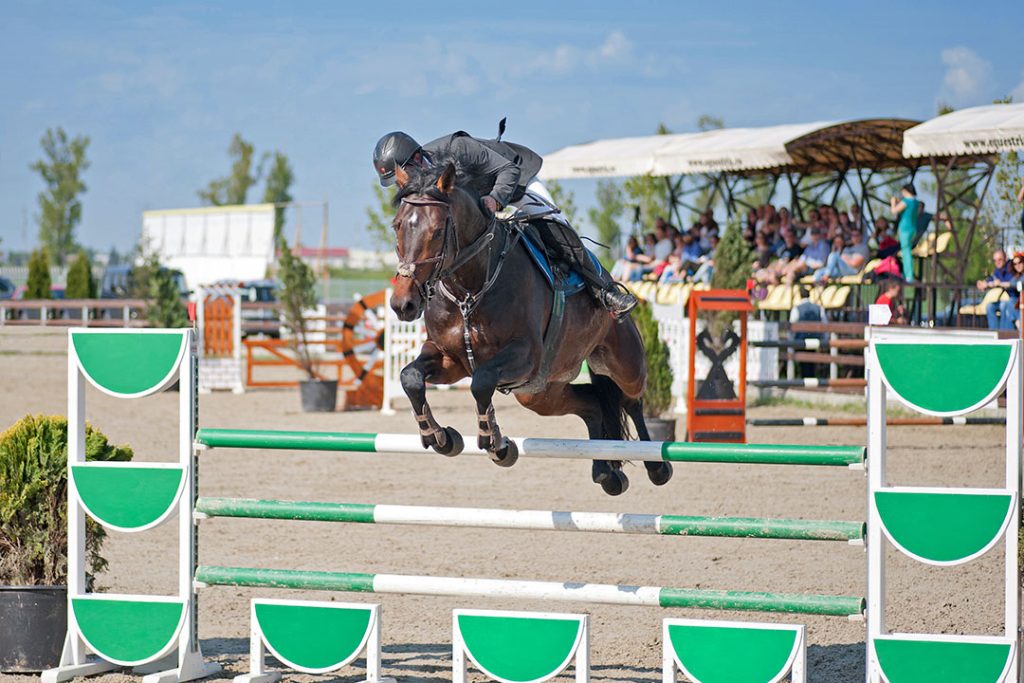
[539,221,638,321]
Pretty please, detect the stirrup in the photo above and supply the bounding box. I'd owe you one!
[602,283,638,322]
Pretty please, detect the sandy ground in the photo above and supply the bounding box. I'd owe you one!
[0,327,1015,683]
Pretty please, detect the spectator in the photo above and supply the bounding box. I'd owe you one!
[874,278,907,325]
[692,235,718,284]
[752,233,773,270]
[611,235,645,280]
[849,204,866,235]
[755,228,803,284]
[874,218,898,257]
[890,183,922,282]
[1018,178,1024,234]
[783,228,828,284]
[997,253,1024,330]
[813,228,870,283]
[979,249,1014,329]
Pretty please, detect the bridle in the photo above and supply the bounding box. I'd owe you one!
[394,193,520,371]
[394,194,497,304]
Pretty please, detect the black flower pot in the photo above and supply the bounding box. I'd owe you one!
[299,379,338,412]
[645,417,677,442]
[0,585,67,672]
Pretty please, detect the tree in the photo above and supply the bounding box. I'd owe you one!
[276,235,319,379]
[588,180,625,262]
[262,152,295,239]
[30,128,90,265]
[144,254,189,328]
[711,221,753,291]
[545,180,579,228]
[623,123,673,231]
[25,248,52,299]
[365,183,397,249]
[65,251,96,299]
[198,133,265,206]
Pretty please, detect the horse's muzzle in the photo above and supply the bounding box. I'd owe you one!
[391,292,423,322]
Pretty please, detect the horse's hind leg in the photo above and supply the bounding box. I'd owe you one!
[624,399,673,486]
[401,342,466,456]
[517,382,629,496]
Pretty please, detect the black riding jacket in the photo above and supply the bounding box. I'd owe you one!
[420,132,543,208]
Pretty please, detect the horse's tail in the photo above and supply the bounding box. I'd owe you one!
[589,373,633,441]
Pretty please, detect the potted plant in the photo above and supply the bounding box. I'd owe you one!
[632,301,676,440]
[277,236,336,412]
[0,415,132,672]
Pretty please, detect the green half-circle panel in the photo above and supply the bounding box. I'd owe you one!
[72,331,187,398]
[668,623,799,683]
[874,637,1013,683]
[458,614,583,683]
[255,602,373,673]
[72,596,185,667]
[875,343,1013,415]
[72,464,185,532]
[875,491,1013,565]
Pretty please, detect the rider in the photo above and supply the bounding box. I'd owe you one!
[373,130,638,320]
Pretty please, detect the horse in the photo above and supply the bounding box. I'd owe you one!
[389,160,673,495]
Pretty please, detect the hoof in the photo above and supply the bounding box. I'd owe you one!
[490,438,519,468]
[433,427,464,457]
[645,461,673,486]
[592,461,629,496]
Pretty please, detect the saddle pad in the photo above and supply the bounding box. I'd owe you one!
[519,227,595,295]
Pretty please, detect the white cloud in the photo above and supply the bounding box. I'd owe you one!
[939,46,992,105]
[599,31,632,61]
[526,31,636,77]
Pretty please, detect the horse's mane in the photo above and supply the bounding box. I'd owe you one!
[392,158,476,209]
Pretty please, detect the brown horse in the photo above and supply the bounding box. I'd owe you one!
[389,161,672,495]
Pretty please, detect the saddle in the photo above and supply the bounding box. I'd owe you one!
[494,196,596,394]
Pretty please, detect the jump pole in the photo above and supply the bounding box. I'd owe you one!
[748,416,1006,427]
[193,566,865,619]
[196,428,865,468]
[195,497,865,543]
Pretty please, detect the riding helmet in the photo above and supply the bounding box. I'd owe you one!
[373,132,421,186]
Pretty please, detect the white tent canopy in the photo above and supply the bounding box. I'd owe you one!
[538,121,836,180]
[902,103,1024,158]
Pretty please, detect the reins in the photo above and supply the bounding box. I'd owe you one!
[394,194,520,372]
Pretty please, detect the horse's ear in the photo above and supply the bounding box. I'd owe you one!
[394,163,409,188]
[436,162,456,194]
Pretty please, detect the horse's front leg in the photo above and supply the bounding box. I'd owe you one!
[401,342,467,456]
[470,342,534,468]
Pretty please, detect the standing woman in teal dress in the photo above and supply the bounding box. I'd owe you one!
[890,184,921,282]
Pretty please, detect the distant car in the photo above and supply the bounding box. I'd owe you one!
[207,279,280,337]
[100,264,188,299]
[0,277,15,299]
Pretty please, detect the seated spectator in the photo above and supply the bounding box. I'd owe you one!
[755,228,803,284]
[874,218,897,257]
[692,234,719,284]
[978,249,1013,329]
[1002,253,1024,330]
[797,208,823,245]
[752,233,773,271]
[979,249,1015,329]
[782,228,828,284]
[874,278,907,325]
[611,235,645,281]
[813,228,870,283]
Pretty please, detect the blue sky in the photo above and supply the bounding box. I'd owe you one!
[2,0,1023,253]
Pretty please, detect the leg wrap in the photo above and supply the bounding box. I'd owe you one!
[414,405,447,449]
[477,405,504,452]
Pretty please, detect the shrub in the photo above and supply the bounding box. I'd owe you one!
[0,415,133,585]
[276,235,319,379]
[25,248,52,300]
[65,251,96,299]
[143,255,188,328]
[632,302,674,418]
